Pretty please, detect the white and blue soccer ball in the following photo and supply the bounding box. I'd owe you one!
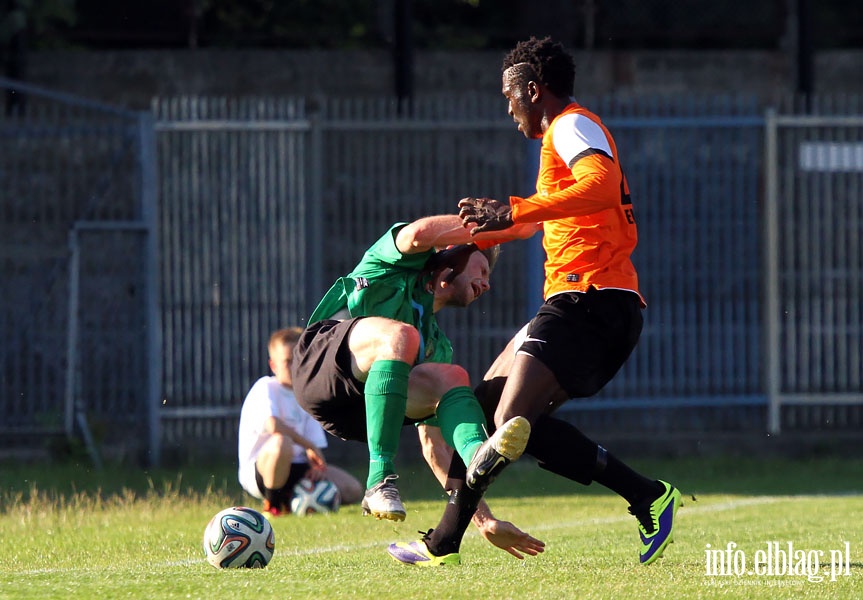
[203,506,275,568]
[290,478,341,516]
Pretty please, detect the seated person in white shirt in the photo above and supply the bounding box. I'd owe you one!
[238,327,363,515]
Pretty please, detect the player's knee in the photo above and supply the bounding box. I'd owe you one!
[380,321,421,362]
[493,403,526,429]
[263,433,293,459]
[413,363,471,401]
[492,409,512,429]
[437,363,471,388]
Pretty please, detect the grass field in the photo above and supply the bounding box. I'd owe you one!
[1,456,861,599]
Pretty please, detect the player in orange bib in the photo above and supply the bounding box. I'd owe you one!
[390,36,681,568]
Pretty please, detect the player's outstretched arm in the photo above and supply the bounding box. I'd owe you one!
[397,213,538,255]
[397,214,476,254]
[472,505,546,560]
[417,423,455,487]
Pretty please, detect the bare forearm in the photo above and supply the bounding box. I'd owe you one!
[472,499,495,529]
[398,214,536,253]
[264,416,313,449]
[418,425,454,487]
[398,215,474,253]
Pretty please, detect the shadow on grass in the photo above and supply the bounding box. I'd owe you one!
[1,455,861,507]
[399,455,863,501]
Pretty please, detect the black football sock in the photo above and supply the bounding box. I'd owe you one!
[262,486,278,505]
[526,415,603,485]
[423,455,479,556]
[445,447,468,480]
[424,483,483,556]
[527,415,663,505]
[263,485,292,508]
[592,454,665,507]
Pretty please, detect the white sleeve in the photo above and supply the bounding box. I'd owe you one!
[552,113,614,168]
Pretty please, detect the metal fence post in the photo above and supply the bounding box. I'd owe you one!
[764,107,781,434]
[138,110,163,467]
[64,230,81,440]
[307,100,324,318]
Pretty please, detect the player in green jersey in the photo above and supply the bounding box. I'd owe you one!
[290,214,544,559]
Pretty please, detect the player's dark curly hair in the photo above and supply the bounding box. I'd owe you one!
[502,36,575,98]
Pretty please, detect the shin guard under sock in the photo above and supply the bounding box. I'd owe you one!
[593,453,665,506]
[528,415,662,503]
[364,360,411,489]
[436,386,487,466]
[527,415,602,485]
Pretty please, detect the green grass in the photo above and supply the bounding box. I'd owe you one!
[1,457,861,600]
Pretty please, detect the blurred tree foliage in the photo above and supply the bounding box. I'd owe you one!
[5,0,862,51]
[1,0,76,47]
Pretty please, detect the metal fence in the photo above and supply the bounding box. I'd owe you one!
[1,83,861,464]
[0,78,159,464]
[765,109,863,432]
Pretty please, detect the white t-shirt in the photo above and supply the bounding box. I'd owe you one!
[237,376,328,498]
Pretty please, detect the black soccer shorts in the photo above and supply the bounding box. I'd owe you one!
[515,287,643,398]
[291,318,420,442]
[291,318,369,442]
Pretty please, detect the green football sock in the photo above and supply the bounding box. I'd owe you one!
[364,360,412,489]
[436,386,487,467]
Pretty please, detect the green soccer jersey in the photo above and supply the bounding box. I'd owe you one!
[307,223,453,365]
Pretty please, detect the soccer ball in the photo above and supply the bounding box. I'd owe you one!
[203,506,275,568]
[289,478,341,516]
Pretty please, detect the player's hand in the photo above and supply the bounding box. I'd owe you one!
[458,197,514,235]
[305,446,327,473]
[478,518,545,559]
[304,466,328,482]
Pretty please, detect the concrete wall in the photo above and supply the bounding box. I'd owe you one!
[22,49,863,110]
